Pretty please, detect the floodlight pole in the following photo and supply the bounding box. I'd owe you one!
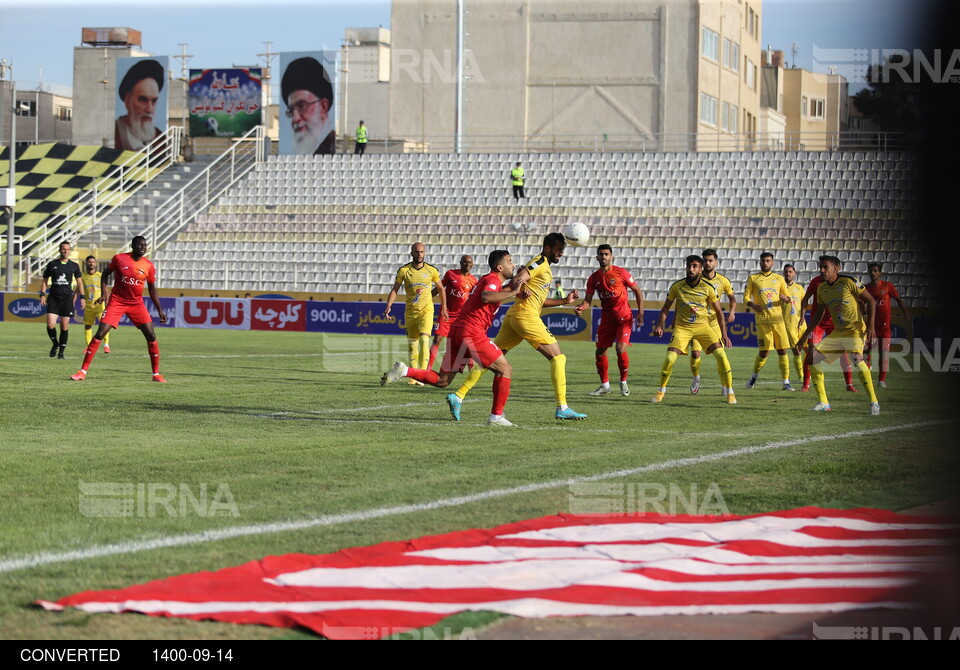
[455,0,464,154]
[3,60,16,292]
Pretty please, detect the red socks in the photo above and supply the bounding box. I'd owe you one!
[80,338,102,371]
[406,367,440,385]
[617,350,629,382]
[492,376,511,415]
[595,352,609,384]
[428,344,439,370]
[148,341,161,375]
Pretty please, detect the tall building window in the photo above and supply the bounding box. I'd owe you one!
[15,100,36,117]
[722,103,739,133]
[810,98,825,118]
[700,93,718,127]
[702,27,719,62]
[802,96,808,116]
[57,106,72,121]
[745,58,756,89]
[723,39,740,72]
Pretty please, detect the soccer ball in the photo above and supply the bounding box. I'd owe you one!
[205,117,220,136]
[564,222,590,247]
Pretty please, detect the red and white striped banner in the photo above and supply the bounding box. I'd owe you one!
[38,507,958,639]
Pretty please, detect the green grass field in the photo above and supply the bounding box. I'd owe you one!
[0,320,957,640]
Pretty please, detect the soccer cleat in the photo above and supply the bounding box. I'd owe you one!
[104,345,111,355]
[726,392,737,405]
[846,384,858,393]
[690,376,701,395]
[152,374,167,383]
[57,348,65,360]
[380,361,408,386]
[620,381,630,397]
[810,402,832,412]
[870,402,880,415]
[70,370,86,381]
[588,385,612,396]
[651,391,665,403]
[878,380,886,388]
[800,384,811,392]
[783,382,795,391]
[49,344,58,358]
[746,373,759,389]
[487,414,515,427]
[446,393,462,421]
[555,407,587,420]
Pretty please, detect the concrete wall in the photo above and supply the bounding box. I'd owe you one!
[72,45,148,146]
[388,0,707,152]
[0,84,72,145]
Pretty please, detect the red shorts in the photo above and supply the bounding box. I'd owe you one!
[434,312,461,339]
[440,328,502,372]
[874,324,892,339]
[102,298,153,328]
[808,322,834,345]
[596,312,633,350]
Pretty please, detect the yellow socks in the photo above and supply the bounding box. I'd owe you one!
[753,353,768,375]
[811,365,828,404]
[456,365,486,399]
[713,348,733,389]
[417,334,431,369]
[660,350,679,388]
[778,353,790,382]
[550,354,568,406]
[857,360,878,403]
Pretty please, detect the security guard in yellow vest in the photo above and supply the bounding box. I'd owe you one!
[511,162,525,201]
[355,120,368,155]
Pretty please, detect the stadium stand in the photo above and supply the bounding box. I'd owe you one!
[151,150,928,305]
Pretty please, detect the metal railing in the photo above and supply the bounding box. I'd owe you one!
[350,130,912,155]
[141,125,265,252]
[18,127,182,284]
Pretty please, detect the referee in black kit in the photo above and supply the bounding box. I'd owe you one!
[39,241,84,359]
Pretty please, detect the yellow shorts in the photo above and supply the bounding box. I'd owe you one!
[670,324,722,355]
[815,328,865,363]
[783,319,806,349]
[756,320,791,351]
[494,311,557,352]
[690,322,723,354]
[84,303,105,326]
[404,310,434,339]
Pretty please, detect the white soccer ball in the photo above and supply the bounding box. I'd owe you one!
[205,117,219,136]
[564,222,590,247]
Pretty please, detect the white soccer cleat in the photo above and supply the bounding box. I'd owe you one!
[380,361,408,386]
[810,402,832,412]
[870,402,880,415]
[487,414,515,427]
[783,382,795,391]
[878,381,887,388]
[620,381,630,397]
[588,384,612,396]
[690,375,701,395]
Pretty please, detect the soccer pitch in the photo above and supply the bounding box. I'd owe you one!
[0,320,956,640]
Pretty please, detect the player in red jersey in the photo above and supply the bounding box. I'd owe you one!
[864,262,911,387]
[574,244,644,397]
[428,255,478,370]
[798,255,856,393]
[381,250,525,426]
[70,236,168,382]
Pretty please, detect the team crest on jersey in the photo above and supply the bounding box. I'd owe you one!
[609,278,616,286]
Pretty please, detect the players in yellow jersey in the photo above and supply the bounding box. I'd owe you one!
[689,249,737,395]
[384,242,448,382]
[448,232,589,420]
[82,256,111,354]
[652,255,736,404]
[782,264,806,385]
[796,255,879,414]
[743,252,794,391]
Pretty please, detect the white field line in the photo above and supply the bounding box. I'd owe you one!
[0,419,949,574]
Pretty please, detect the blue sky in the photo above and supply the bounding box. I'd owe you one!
[0,0,935,94]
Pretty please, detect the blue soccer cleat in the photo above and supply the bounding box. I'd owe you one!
[556,407,587,420]
[446,393,462,421]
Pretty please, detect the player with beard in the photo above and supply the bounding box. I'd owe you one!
[115,59,164,151]
[71,236,168,382]
[281,56,336,155]
[381,250,525,426]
